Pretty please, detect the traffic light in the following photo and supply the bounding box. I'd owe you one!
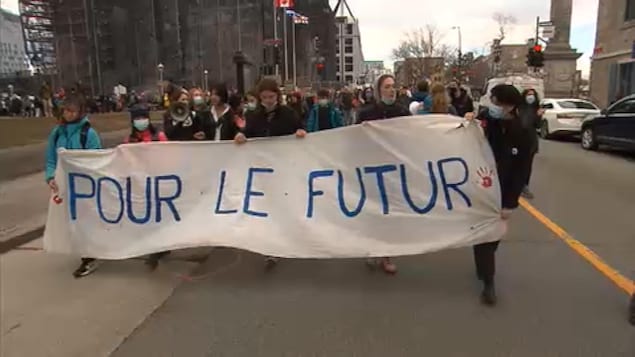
[316,62,325,76]
[526,44,545,68]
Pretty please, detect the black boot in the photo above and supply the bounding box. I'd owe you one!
[629,293,635,326]
[480,281,497,306]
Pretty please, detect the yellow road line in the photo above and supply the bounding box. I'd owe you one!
[520,198,635,296]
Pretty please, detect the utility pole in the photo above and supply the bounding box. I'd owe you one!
[90,0,103,95]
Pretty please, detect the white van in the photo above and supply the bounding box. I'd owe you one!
[477,75,544,112]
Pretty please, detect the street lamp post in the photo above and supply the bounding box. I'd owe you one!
[203,70,208,92]
[452,26,463,82]
[157,63,164,96]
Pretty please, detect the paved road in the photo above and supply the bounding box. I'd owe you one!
[112,138,635,356]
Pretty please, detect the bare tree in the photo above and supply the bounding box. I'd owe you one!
[492,12,517,40]
[392,25,455,85]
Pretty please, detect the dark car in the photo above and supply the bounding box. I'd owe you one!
[580,94,635,152]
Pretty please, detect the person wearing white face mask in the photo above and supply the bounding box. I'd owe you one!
[356,74,410,275]
[306,89,344,132]
[519,89,544,199]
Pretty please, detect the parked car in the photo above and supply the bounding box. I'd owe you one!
[539,98,601,139]
[580,94,635,152]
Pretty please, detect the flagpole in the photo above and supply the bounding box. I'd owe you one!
[273,2,279,77]
[283,10,289,83]
[292,20,297,88]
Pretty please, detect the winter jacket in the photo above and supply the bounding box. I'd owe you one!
[163,110,213,141]
[451,93,474,117]
[45,116,102,182]
[477,108,532,209]
[306,104,344,132]
[210,105,240,141]
[243,104,303,138]
[124,129,168,144]
[518,104,542,153]
[357,102,411,123]
[409,92,433,115]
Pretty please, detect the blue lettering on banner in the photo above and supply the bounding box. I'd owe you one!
[215,170,238,215]
[126,177,152,224]
[243,168,274,217]
[154,175,182,222]
[306,169,335,218]
[97,177,124,224]
[437,157,471,210]
[363,164,398,214]
[337,168,366,217]
[68,173,96,220]
[400,162,438,214]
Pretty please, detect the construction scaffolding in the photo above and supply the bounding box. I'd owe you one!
[19,0,56,74]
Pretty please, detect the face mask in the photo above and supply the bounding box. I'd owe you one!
[133,118,150,131]
[488,105,504,119]
[318,99,329,107]
[381,98,395,105]
[193,96,205,106]
[526,95,536,104]
[245,102,257,111]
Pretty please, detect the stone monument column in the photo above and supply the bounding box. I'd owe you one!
[543,0,582,98]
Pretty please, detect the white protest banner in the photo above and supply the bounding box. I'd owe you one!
[44,115,506,260]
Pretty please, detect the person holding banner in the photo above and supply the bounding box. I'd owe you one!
[306,89,344,132]
[234,78,306,269]
[356,74,410,275]
[45,94,103,278]
[163,88,212,141]
[469,84,532,305]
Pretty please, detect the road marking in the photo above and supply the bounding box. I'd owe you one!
[520,198,635,295]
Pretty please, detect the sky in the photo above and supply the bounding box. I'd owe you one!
[1,0,598,77]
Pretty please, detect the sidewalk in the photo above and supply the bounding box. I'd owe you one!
[0,129,129,182]
[1,238,210,357]
[0,172,49,245]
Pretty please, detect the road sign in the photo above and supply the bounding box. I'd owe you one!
[539,21,553,26]
[541,26,555,39]
[263,38,283,46]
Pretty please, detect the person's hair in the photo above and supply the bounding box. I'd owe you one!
[246,89,258,99]
[170,87,189,102]
[256,78,281,100]
[63,93,87,118]
[430,83,450,114]
[210,83,229,104]
[189,87,204,98]
[491,84,524,108]
[228,93,243,111]
[521,88,540,107]
[416,80,429,93]
[317,89,330,99]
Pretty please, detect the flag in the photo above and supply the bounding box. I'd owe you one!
[275,0,294,8]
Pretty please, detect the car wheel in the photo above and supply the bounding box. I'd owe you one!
[581,127,598,150]
[539,120,552,139]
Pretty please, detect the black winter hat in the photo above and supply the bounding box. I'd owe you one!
[129,105,150,120]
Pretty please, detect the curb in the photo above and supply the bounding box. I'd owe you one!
[0,226,45,254]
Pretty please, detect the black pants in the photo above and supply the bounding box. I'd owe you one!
[148,251,171,261]
[473,240,500,284]
[525,150,537,186]
[81,257,95,264]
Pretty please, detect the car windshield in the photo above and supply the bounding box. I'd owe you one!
[557,100,598,110]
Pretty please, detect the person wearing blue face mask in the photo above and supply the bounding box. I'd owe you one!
[306,89,344,132]
[519,89,544,199]
[355,74,410,275]
[470,84,532,306]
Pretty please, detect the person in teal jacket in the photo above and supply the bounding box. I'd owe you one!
[306,89,344,132]
[45,94,102,278]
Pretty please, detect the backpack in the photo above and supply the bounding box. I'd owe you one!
[54,122,91,149]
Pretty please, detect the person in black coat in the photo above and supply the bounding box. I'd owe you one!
[450,86,475,117]
[357,74,410,124]
[518,89,544,199]
[208,84,240,141]
[234,78,306,270]
[471,84,532,306]
[163,88,213,141]
[356,74,410,275]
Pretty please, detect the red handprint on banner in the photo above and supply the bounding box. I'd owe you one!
[476,167,494,188]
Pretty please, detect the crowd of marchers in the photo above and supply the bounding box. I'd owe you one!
[41,74,635,320]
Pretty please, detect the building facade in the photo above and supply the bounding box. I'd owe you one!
[334,15,364,84]
[589,0,635,107]
[362,60,387,85]
[1,9,29,78]
[393,57,444,86]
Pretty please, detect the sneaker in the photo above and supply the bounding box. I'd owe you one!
[629,293,635,326]
[480,283,497,306]
[73,259,98,278]
[264,256,279,271]
[521,187,535,199]
[145,256,160,271]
